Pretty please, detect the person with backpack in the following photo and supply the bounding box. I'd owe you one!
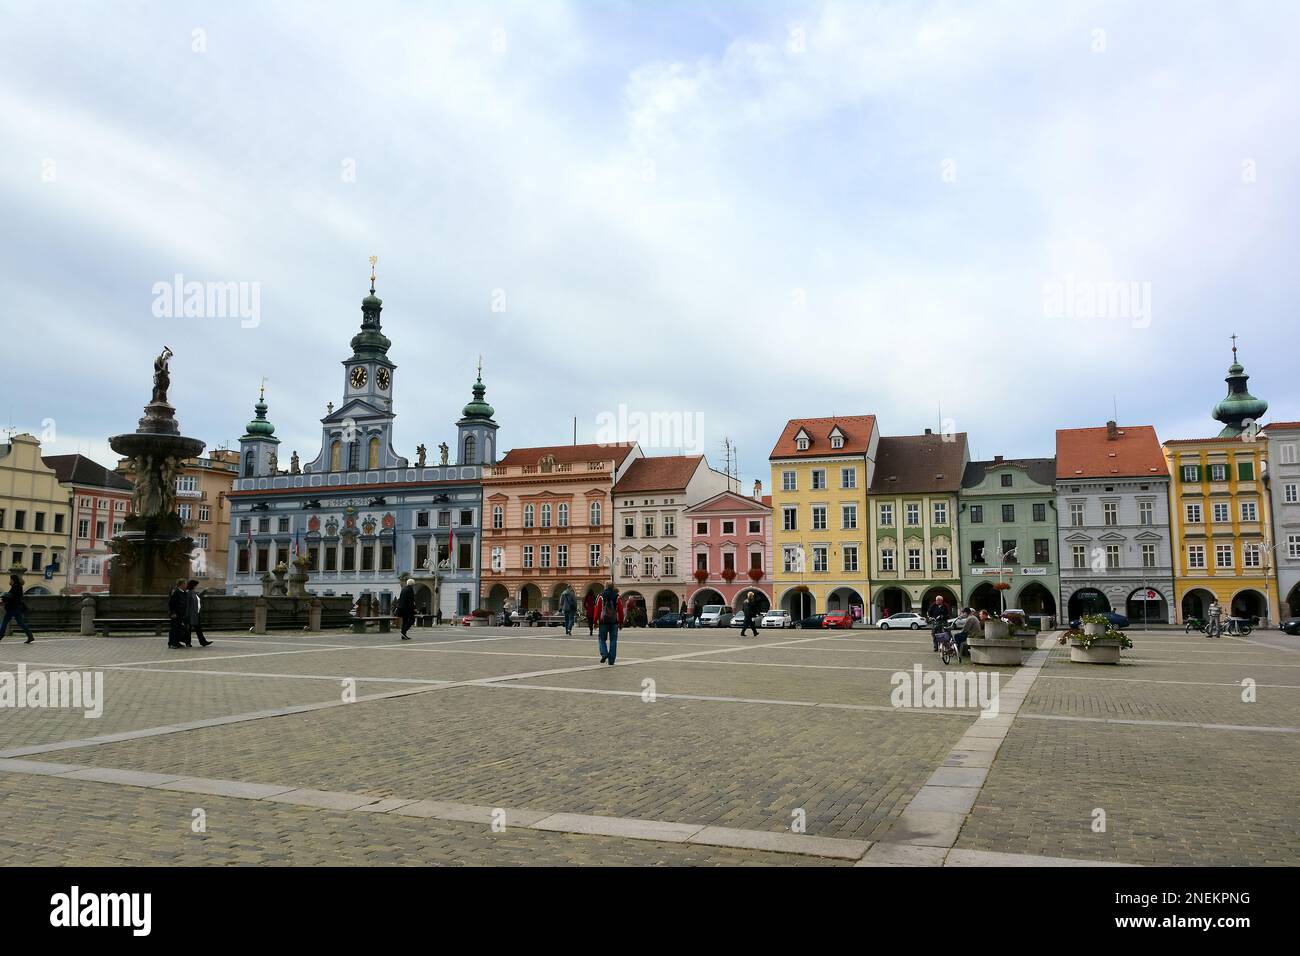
[593,581,623,665]
[0,573,35,643]
[559,586,578,635]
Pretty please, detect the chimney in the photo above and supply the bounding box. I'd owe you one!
[1106,420,1118,441]
[993,455,1003,462]
[924,428,932,435]
[752,479,762,500]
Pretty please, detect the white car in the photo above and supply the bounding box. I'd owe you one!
[877,611,927,630]
[697,604,733,627]
[761,609,792,628]
[729,612,748,627]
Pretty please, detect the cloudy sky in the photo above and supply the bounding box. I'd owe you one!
[3,0,1297,480]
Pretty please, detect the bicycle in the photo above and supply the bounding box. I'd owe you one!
[932,619,961,665]
[1224,617,1254,636]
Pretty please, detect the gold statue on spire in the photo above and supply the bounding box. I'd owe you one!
[369,255,377,293]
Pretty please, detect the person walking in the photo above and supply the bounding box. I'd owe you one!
[594,581,623,665]
[560,586,578,636]
[167,579,189,648]
[739,591,760,638]
[583,590,597,636]
[395,575,416,641]
[185,579,212,646]
[0,573,35,643]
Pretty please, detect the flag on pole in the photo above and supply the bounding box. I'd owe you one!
[448,524,456,569]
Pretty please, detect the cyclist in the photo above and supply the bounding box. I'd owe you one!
[927,595,951,651]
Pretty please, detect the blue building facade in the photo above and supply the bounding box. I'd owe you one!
[225,271,499,616]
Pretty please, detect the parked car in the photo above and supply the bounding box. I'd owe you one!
[761,609,793,628]
[822,610,853,629]
[697,604,734,627]
[877,611,927,630]
[650,612,685,628]
[729,611,748,627]
[794,613,827,629]
[1281,617,1300,636]
[1068,611,1130,630]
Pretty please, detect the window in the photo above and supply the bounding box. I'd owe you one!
[796,437,809,451]
[34,512,45,532]
[1243,543,1261,568]
[623,516,635,538]
[934,502,947,525]
[558,503,569,527]
[905,503,920,526]
[812,547,828,572]
[748,520,761,534]
[841,467,856,489]
[347,441,360,471]
[238,548,251,573]
[971,540,985,564]
[622,555,635,577]
[176,476,198,493]
[1069,503,1084,527]
[78,518,90,539]
[1186,503,1202,523]
[524,504,535,528]
[906,548,922,571]
[589,544,601,567]
[749,551,762,571]
[1141,544,1156,568]
[1210,463,1228,482]
[341,544,355,571]
[492,505,503,529]
[1241,501,1258,522]
[842,504,857,530]
[1181,464,1199,482]
[540,545,551,569]
[881,549,895,572]
[1288,535,1300,560]
[1238,461,1254,481]
[1003,539,1018,563]
[417,511,430,528]
[1212,503,1229,523]
[1032,502,1046,522]
[367,436,380,469]
[1285,484,1297,504]
[933,547,949,572]
[721,520,734,535]
[662,515,674,536]
[31,551,43,572]
[361,544,374,571]
[969,505,983,524]
[14,510,26,530]
[879,504,893,526]
[179,504,191,521]
[811,469,826,490]
[1106,545,1120,569]
[258,517,270,533]
[327,545,341,571]
[830,435,843,449]
[662,554,674,576]
[783,507,798,532]
[1103,502,1118,526]
[1072,545,1087,569]
[642,555,655,577]
[1215,544,1233,568]
[381,544,394,571]
[782,547,798,573]
[257,547,270,572]
[539,504,551,528]
[199,505,210,522]
[278,517,289,533]
[1138,500,1153,525]
[1000,474,1013,488]
[843,546,858,573]
[463,434,477,465]
[0,509,5,528]
[811,506,827,531]
[1281,444,1298,465]
[1001,503,1015,523]
[782,470,797,491]
[696,520,708,535]
[589,502,601,527]
[1034,539,1050,563]
[523,546,534,569]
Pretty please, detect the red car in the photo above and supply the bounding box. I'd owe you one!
[822,611,853,629]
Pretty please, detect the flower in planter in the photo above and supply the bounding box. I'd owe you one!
[721,568,737,583]
[693,569,709,584]
[746,568,764,582]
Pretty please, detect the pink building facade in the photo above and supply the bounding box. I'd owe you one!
[685,483,773,613]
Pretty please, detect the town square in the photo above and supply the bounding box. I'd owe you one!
[0,0,1296,930]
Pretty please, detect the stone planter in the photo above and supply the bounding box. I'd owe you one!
[1083,622,1107,637]
[469,616,491,627]
[967,638,1023,666]
[1017,632,1039,650]
[983,619,1010,640]
[1069,638,1122,664]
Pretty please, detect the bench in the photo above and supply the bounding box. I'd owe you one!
[351,615,393,634]
[94,618,169,637]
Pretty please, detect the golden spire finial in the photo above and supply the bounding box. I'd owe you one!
[369,255,377,293]
[259,376,266,402]
[477,354,482,379]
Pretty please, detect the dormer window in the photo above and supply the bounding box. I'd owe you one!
[796,437,809,451]
[830,436,843,449]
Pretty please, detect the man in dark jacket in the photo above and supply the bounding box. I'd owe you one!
[0,574,35,643]
[167,579,189,648]
[927,595,950,651]
[593,582,623,665]
[559,586,578,635]
[395,576,416,641]
[185,579,212,646]
[739,591,760,638]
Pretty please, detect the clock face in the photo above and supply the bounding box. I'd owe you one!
[349,366,368,389]
[376,368,391,391]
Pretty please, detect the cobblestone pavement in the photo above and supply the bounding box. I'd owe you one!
[2,626,1297,865]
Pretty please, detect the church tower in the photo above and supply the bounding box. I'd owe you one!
[456,360,499,466]
[1212,336,1268,437]
[238,384,280,478]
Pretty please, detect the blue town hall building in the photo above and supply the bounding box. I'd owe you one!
[225,270,499,617]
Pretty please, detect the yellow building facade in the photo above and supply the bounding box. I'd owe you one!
[0,434,73,594]
[768,416,878,619]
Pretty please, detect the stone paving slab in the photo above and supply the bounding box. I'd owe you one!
[687,825,868,860]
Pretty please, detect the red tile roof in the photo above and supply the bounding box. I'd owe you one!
[768,415,876,459]
[868,433,969,493]
[499,442,638,468]
[613,455,704,493]
[1056,424,1165,478]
